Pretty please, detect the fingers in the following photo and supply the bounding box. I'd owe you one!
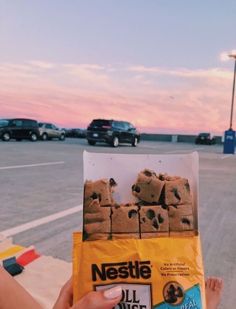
[53,277,73,309]
[73,286,122,309]
[205,277,223,291]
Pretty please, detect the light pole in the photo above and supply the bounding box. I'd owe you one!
[223,54,236,154]
[228,54,236,130]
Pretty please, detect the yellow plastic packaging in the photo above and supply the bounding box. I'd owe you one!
[73,152,206,308]
[73,232,206,308]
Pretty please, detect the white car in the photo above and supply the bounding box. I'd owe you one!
[38,122,65,141]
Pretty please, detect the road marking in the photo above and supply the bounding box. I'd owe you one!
[0,161,65,170]
[166,148,204,154]
[221,154,234,159]
[0,204,83,237]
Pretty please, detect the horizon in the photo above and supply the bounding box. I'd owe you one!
[0,1,236,136]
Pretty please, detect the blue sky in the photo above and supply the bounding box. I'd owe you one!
[0,1,236,133]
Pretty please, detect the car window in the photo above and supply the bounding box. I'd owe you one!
[12,120,23,127]
[23,120,35,126]
[51,124,57,130]
[113,121,125,130]
[46,124,52,129]
[123,122,131,130]
[90,120,111,128]
[0,119,9,127]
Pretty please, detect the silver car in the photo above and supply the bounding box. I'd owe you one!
[38,122,65,141]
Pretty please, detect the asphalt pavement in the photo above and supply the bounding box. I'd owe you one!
[0,138,235,308]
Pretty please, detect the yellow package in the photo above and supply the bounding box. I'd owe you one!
[73,232,206,308]
[73,151,206,308]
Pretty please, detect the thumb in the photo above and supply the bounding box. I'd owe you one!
[73,285,122,309]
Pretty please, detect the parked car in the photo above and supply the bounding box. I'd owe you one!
[38,122,66,140]
[86,119,140,147]
[0,118,40,141]
[195,133,216,145]
[65,128,87,138]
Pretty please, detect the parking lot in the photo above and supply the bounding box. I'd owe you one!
[0,138,235,307]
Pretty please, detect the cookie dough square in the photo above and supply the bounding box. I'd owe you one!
[132,178,164,204]
[169,214,194,232]
[140,206,169,233]
[84,179,115,207]
[141,232,169,239]
[84,220,110,234]
[112,233,140,240]
[84,207,111,224]
[165,178,192,206]
[111,205,139,233]
[168,204,193,218]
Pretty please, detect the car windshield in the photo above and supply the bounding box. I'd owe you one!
[90,120,111,128]
[0,119,9,127]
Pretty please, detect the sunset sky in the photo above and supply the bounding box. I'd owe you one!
[0,1,236,134]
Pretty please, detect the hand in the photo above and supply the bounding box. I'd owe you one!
[53,278,122,309]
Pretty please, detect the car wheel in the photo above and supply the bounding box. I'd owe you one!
[42,133,48,141]
[30,133,38,141]
[112,136,119,147]
[88,140,96,146]
[59,134,65,141]
[132,137,138,147]
[2,132,10,141]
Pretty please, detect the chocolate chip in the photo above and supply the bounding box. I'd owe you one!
[109,178,117,187]
[172,187,181,200]
[158,214,164,223]
[128,209,137,218]
[146,209,155,220]
[151,194,155,198]
[143,170,152,177]
[152,218,159,230]
[134,185,141,193]
[182,218,191,225]
[141,217,146,223]
[159,174,165,181]
[91,192,98,199]
[185,182,190,192]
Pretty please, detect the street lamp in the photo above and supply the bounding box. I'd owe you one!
[228,54,236,130]
[223,53,236,154]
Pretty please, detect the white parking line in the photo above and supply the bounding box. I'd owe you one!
[0,161,65,170]
[166,148,204,154]
[0,204,83,237]
[221,154,234,159]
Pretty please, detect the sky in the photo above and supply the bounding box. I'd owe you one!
[0,0,236,134]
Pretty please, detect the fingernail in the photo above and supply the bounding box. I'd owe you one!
[104,286,122,299]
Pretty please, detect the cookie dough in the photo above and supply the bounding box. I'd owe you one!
[111,205,139,233]
[165,178,192,206]
[84,178,116,207]
[140,206,169,233]
[112,233,140,240]
[132,169,165,203]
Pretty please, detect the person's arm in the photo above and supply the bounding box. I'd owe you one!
[0,266,42,309]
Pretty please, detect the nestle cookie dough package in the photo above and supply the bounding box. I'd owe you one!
[73,151,206,308]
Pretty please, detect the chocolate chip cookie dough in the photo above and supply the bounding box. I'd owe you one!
[83,171,196,241]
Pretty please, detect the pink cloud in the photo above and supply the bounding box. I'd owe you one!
[0,61,234,134]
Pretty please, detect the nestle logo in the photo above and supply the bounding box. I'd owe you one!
[91,261,151,281]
